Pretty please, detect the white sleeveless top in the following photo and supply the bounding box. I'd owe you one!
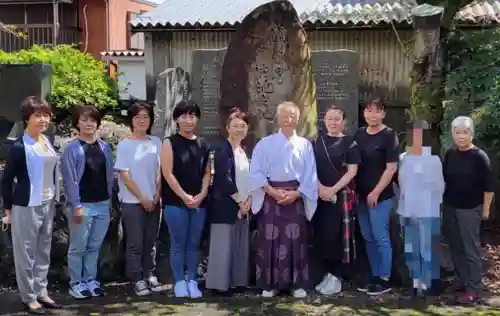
[234,147,250,201]
[31,139,59,202]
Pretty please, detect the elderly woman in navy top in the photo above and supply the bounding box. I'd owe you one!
[1,96,61,315]
[61,105,114,300]
[442,116,495,304]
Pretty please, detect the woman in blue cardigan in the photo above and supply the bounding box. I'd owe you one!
[1,96,61,315]
[60,105,114,300]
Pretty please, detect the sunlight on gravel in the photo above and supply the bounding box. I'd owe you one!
[71,301,500,316]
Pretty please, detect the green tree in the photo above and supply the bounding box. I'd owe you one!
[408,0,476,151]
[0,45,116,112]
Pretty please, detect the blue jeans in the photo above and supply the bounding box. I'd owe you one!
[66,200,110,285]
[357,198,393,278]
[400,217,441,288]
[164,205,206,283]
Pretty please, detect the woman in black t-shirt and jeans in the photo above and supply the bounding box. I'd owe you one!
[160,100,211,298]
[442,116,494,304]
[354,99,399,296]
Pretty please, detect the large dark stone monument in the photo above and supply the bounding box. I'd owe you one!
[0,64,52,158]
[191,48,227,145]
[312,50,360,135]
[220,0,316,152]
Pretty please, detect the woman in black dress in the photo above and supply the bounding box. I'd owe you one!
[312,106,360,295]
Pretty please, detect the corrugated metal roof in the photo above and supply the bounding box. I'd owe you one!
[100,50,145,57]
[129,0,500,29]
[457,0,500,23]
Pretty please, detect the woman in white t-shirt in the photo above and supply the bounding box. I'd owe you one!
[114,103,164,296]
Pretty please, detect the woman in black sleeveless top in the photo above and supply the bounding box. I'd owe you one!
[160,100,211,298]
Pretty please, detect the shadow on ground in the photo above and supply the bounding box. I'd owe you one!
[1,283,500,316]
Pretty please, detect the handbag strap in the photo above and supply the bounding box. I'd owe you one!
[319,136,343,176]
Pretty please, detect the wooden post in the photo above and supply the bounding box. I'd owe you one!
[52,0,59,47]
[409,4,444,153]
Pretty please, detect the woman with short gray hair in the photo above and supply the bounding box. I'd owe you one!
[442,116,494,304]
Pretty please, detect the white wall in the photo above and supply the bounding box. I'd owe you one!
[118,59,146,100]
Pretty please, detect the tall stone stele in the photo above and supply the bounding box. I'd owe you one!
[311,50,360,135]
[191,48,227,146]
[220,0,317,153]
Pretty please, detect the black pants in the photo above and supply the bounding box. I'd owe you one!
[121,203,161,282]
[443,204,483,292]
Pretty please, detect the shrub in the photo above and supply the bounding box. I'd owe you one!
[0,45,117,112]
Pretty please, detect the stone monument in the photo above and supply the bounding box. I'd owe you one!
[220,0,316,152]
[152,66,192,138]
[0,64,53,158]
[191,49,227,146]
[311,50,360,135]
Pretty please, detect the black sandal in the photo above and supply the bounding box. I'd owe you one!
[25,304,46,315]
[38,298,63,309]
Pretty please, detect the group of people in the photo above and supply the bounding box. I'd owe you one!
[1,96,493,315]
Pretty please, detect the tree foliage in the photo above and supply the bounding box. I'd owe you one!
[443,29,500,158]
[408,0,478,152]
[0,45,117,111]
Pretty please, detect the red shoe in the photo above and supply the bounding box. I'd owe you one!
[456,291,478,305]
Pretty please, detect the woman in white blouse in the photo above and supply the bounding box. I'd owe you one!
[206,108,251,296]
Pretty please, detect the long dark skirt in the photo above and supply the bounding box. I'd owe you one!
[312,191,358,280]
[312,200,343,271]
[255,180,309,291]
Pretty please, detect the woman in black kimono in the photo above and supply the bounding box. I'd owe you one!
[312,106,360,295]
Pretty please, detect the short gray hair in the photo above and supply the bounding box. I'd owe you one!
[277,101,300,117]
[451,116,474,135]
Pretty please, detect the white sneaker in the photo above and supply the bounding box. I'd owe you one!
[86,280,105,297]
[174,280,189,298]
[69,282,92,299]
[134,280,151,296]
[315,273,333,292]
[319,275,342,295]
[293,288,307,298]
[262,290,277,298]
[187,280,203,298]
[147,276,164,292]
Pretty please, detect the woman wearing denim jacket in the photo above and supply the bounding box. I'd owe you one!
[1,96,62,315]
[60,105,114,299]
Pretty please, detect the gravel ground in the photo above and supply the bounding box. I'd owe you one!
[1,283,500,316]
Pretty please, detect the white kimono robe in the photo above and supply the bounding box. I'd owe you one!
[248,130,318,221]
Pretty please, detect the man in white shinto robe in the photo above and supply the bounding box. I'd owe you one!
[248,101,318,298]
[398,120,444,297]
